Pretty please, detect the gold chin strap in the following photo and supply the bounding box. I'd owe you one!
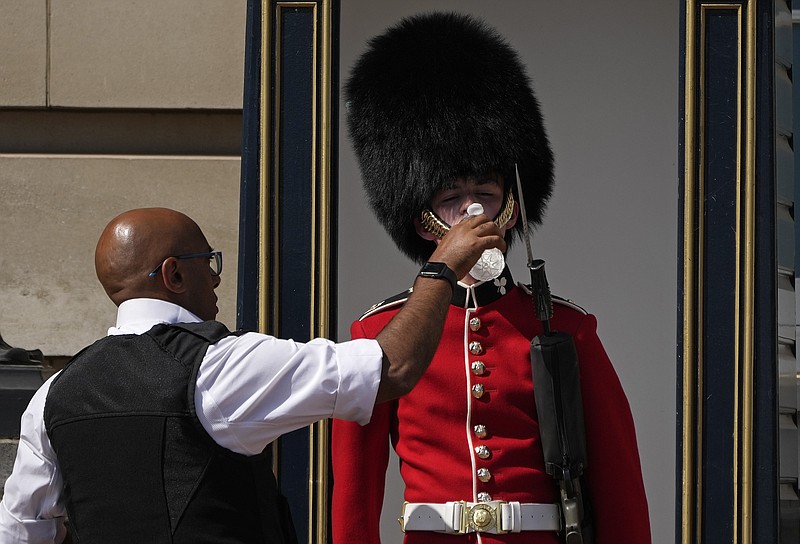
[420,190,515,239]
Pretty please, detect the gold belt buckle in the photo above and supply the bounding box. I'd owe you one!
[459,500,507,534]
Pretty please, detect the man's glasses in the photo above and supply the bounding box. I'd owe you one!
[147,251,223,277]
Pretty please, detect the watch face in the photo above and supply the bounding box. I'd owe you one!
[421,262,447,275]
[418,261,456,289]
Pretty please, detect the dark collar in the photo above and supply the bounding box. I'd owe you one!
[451,267,515,308]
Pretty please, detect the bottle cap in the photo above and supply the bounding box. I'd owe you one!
[467,203,484,216]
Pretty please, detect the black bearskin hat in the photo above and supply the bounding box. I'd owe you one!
[346,11,554,263]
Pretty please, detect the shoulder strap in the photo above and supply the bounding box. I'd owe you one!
[168,320,241,343]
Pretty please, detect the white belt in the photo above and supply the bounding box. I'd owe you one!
[400,500,561,534]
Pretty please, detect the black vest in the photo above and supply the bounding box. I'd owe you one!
[44,321,297,544]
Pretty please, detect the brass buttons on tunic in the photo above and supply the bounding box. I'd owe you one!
[478,492,492,502]
[469,317,481,331]
[468,316,491,482]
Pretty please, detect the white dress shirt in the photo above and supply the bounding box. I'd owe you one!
[0,298,383,543]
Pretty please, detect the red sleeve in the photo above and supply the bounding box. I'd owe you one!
[331,318,393,544]
[574,314,651,544]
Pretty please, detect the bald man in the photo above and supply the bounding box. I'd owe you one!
[0,208,504,544]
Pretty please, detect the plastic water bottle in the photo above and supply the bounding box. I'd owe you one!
[466,203,504,281]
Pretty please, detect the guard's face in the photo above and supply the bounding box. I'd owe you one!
[430,175,507,229]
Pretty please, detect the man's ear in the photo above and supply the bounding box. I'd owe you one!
[414,217,439,242]
[160,257,187,294]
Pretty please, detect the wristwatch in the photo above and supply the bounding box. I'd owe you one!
[417,262,458,291]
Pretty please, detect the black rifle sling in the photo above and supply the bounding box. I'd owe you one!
[531,331,594,544]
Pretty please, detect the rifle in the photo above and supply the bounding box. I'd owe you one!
[515,165,594,544]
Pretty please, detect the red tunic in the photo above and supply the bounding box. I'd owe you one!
[332,274,651,544]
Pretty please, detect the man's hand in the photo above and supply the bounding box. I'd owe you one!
[429,213,506,279]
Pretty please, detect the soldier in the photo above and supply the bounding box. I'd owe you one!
[331,12,652,544]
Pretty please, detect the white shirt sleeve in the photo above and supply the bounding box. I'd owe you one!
[196,333,383,455]
[0,375,67,544]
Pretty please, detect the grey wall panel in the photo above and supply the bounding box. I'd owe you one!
[48,0,246,109]
[0,2,47,106]
[0,156,241,356]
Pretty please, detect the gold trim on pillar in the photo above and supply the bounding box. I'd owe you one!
[682,3,756,543]
[682,4,699,542]
[259,2,273,340]
[310,1,333,542]
[260,0,280,478]
[739,4,756,542]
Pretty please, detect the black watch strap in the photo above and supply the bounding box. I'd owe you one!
[417,262,458,290]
